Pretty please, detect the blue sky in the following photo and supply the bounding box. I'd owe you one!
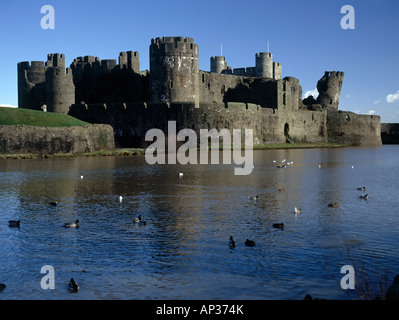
[0,0,398,122]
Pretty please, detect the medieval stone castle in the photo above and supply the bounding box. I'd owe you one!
[17,36,382,147]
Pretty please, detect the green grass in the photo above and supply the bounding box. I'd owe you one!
[0,148,145,160]
[253,142,348,150]
[0,107,90,127]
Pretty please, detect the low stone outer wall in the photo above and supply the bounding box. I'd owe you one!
[0,124,115,154]
[327,111,382,146]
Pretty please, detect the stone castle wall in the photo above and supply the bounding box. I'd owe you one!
[327,111,382,146]
[0,124,115,154]
[17,36,382,148]
[68,102,329,147]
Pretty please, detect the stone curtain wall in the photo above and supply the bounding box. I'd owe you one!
[0,124,114,154]
[69,102,332,147]
[327,111,382,146]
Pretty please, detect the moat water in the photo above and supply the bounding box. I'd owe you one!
[1,146,399,300]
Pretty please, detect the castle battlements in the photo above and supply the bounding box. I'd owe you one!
[15,36,382,149]
[210,51,282,79]
[16,36,340,114]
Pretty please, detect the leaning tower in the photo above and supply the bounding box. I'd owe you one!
[149,37,199,107]
[316,71,344,110]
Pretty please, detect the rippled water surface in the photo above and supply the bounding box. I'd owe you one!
[1,146,399,300]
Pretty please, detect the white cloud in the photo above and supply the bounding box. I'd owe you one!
[374,98,381,105]
[345,94,351,99]
[366,110,375,115]
[386,90,399,103]
[0,104,18,108]
[303,88,319,99]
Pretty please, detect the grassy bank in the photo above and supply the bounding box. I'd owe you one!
[0,143,349,160]
[0,107,89,127]
[0,148,145,160]
[253,142,348,150]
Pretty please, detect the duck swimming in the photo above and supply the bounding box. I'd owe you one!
[133,215,146,225]
[229,236,237,249]
[272,223,285,230]
[294,207,301,214]
[49,201,58,206]
[8,220,20,228]
[245,239,256,247]
[328,202,339,208]
[359,194,369,200]
[248,195,259,200]
[63,220,79,228]
[357,187,366,191]
[67,278,79,292]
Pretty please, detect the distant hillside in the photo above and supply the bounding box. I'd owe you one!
[0,107,90,127]
[0,104,18,108]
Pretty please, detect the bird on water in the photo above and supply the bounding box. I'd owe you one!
[8,220,20,228]
[245,239,256,247]
[328,202,339,208]
[67,278,79,292]
[228,236,237,249]
[63,220,80,228]
[134,215,146,225]
[272,223,285,230]
[359,194,369,200]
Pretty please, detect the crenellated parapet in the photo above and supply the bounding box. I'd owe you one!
[16,36,379,148]
[17,54,74,112]
[17,61,47,109]
[150,37,199,106]
[210,51,282,80]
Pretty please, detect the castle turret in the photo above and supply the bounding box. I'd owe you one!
[210,56,227,74]
[150,37,199,107]
[255,52,273,78]
[316,71,344,110]
[119,51,140,73]
[46,53,65,69]
[45,54,75,114]
[273,62,282,80]
[17,61,47,109]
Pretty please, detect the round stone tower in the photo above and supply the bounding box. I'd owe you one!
[316,71,344,110]
[17,61,47,109]
[150,37,199,107]
[255,52,273,78]
[210,56,227,74]
[45,53,75,114]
